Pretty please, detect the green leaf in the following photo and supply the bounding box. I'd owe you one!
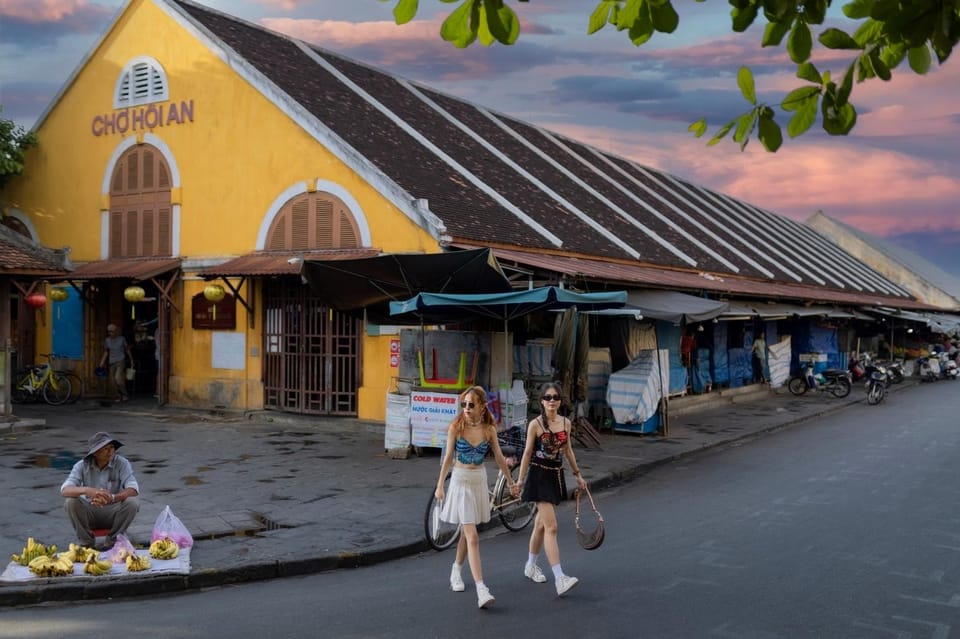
[650,1,679,33]
[842,0,873,20]
[688,118,708,138]
[730,3,759,32]
[907,44,932,74]
[758,112,783,152]
[733,110,758,151]
[787,21,813,63]
[781,86,820,111]
[627,7,655,45]
[838,64,855,103]
[441,0,478,47]
[392,0,419,24]
[870,49,891,80]
[852,19,883,48]
[803,0,828,24]
[819,28,861,50]
[787,95,818,138]
[796,62,822,84]
[477,2,495,45]
[588,1,614,35]
[617,0,643,30]
[762,20,790,47]
[822,99,857,135]
[481,0,519,44]
[708,121,735,146]
[737,66,756,104]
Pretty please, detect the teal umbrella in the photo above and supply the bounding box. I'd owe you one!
[389,286,627,384]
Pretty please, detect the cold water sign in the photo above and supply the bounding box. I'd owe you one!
[410,391,459,448]
[91,99,195,137]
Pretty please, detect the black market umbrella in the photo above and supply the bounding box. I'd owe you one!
[300,248,512,323]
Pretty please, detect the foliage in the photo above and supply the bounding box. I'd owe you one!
[378,0,959,152]
[0,106,37,189]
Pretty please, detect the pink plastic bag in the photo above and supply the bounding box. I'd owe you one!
[151,505,194,548]
[101,533,137,564]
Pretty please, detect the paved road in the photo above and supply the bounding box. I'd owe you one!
[0,380,918,607]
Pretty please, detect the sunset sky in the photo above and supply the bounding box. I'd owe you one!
[2,0,958,276]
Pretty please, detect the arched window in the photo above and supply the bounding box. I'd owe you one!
[266,192,360,251]
[114,57,169,109]
[108,145,172,257]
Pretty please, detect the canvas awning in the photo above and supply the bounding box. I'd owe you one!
[300,248,513,323]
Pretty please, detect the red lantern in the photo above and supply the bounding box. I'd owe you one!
[25,293,47,309]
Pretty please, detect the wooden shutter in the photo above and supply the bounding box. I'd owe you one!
[266,192,361,251]
[108,145,173,257]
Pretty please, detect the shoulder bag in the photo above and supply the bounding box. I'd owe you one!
[574,485,605,550]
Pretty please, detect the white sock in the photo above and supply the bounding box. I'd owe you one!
[476,580,486,591]
[551,564,564,580]
[452,562,462,573]
[527,552,539,567]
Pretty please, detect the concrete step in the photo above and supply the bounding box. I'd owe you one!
[667,384,773,417]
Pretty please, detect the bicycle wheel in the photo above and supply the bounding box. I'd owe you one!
[42,372,72,405]
[496,465,537,532]
[424,473,460,551]
[11,372,35,404]
[830,377,851,398]
[787,376,807,396]
[61,371,84,404]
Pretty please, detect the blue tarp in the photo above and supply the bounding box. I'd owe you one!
[655,321,688,395]
[692,348,712,393]
[713,321,729,384]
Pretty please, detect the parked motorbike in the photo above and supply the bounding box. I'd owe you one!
[918,355,941,382]
[878,360,904,384]
[865,366,887,405]
[937,352,958,380]
[788,364,852,398]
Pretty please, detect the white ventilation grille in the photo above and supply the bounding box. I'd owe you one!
[114,57,169,109]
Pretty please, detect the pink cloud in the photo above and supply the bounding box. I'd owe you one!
[251,0,313,10]
[0,0,91,22]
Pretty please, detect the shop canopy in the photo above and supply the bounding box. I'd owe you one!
[389,286,627,384]
[300,248,512,323]
[586,290,728,324]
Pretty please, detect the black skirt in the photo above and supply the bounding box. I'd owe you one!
[521,457,567,505]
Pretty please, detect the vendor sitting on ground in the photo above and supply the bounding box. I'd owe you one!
[60,431,140,550]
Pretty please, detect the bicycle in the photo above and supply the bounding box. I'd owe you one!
[11,354,74,406]
[424,427,537,551]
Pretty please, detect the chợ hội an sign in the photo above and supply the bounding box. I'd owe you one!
[91,100,194,137]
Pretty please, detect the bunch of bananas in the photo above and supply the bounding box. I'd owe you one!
[83,555,113,576]
[12,537,58,566]
[149,537,179,560]
[28,554,74,577]
[125,553,151,572]
[62,543,97,564]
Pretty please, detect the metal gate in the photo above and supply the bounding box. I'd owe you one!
[262,278,360,415]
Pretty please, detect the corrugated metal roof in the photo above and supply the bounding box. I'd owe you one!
[486,247,936,310]
[66,258,181,280]
[200,249,381,277]
[169,0,914,302]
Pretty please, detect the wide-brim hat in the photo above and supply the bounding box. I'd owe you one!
[86,431,123,457]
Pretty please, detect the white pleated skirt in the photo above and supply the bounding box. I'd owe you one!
[440,465,489,525]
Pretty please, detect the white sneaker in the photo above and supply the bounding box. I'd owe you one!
[450,565,465,592]
[477,584,495,609]
[524,563,547,583]
[555,574,579,596]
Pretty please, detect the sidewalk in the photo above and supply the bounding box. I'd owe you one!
[0,380,913,607]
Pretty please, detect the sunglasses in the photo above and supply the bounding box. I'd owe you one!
[460,401,477,409]
[541,394,561,402]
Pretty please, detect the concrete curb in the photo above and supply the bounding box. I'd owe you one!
[0,380,915,607]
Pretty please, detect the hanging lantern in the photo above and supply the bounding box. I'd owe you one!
[204,284,225,321]
[25,293,47,309]
[124,285,146,319]
[49,287,69,302]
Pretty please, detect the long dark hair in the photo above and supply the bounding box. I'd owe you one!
[537,381,563,417]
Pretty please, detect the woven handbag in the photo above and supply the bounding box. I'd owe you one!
[574,486,605,550]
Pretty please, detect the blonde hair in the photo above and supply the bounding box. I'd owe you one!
[452,385,496,434]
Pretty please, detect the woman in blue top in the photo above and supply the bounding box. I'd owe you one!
[516,382,587,597]
[435,385,518,609]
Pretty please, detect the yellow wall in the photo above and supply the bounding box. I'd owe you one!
[2,0,439,419]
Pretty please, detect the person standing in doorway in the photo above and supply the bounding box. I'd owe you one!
[516,382,587,597]
[434,385,519,609]
[751,330,768,384]
[99,323,133,402]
